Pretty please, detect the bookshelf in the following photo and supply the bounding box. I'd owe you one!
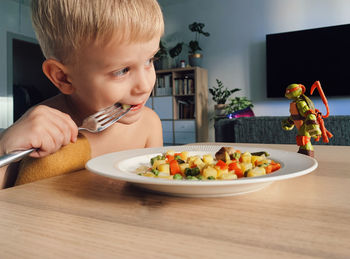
[149,67,208,145]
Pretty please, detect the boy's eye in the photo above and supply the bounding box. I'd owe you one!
[113,67,130,77]
[145,57,157,67]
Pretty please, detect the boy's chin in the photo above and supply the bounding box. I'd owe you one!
[117,111,142,125]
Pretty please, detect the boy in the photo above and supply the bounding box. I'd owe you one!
[0,0,164,188]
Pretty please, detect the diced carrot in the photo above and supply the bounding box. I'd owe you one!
[166,155,175,162]
[228,162,243,178]
[256,160,265,166]
[265,165,273,174]
[216,160,228,170]
[169,160,181,175]
[270,162,281,172]
[228,162,239,170]
[234,169,244,178]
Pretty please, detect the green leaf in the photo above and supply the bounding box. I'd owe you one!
[208,79,241,104]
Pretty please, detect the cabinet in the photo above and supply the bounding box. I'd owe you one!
[149,67,208,145]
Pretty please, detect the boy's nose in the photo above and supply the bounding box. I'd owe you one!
[132,70,153,94]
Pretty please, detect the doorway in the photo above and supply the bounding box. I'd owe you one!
[8,32,59,122]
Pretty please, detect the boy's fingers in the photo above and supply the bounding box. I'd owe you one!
[49,108,78,142]
[29,133,56,157]
[39,106,78,144]
[29,119,68,157]
[4,105,79,157]
[49,116,74,147]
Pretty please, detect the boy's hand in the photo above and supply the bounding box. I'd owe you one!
[0,105,78,158]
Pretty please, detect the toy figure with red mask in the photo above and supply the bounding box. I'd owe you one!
[282,81,333,157]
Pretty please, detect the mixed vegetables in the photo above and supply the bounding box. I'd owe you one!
[137,147,281,180]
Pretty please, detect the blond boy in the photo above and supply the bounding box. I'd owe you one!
[0,0,164,188]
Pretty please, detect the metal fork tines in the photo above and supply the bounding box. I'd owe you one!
[0,103,133,167]
[78,103,133,133]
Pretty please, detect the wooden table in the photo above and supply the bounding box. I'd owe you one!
[0,143,349,258]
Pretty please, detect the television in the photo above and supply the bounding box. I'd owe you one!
[266,24,350,98]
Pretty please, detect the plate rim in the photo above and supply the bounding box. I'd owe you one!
[86,144,318,187]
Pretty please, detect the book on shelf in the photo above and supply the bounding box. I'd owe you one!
[155,74,172,96]
[177,99,195,119]
[174,75,194,95]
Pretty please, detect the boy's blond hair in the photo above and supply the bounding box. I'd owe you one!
[31,0,164,64]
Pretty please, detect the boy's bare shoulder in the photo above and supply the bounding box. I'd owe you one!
[141,106,161,123]
[40,94,69,113]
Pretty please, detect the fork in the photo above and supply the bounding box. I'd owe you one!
[0,103,133,167]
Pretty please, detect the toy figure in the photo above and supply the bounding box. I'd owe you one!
[282,81,333,157]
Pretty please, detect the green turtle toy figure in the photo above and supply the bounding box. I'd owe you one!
[282,81,333,157]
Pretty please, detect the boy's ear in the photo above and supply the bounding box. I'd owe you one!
[42,59,74,95]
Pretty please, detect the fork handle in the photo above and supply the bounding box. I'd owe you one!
[0,148,36,168]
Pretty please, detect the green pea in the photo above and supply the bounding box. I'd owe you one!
[173,174,183,180]
[151,169,159,176]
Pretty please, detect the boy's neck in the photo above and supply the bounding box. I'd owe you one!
[63,95,87,126]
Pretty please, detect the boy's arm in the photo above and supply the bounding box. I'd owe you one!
[0,130,19,188]
[0,105,78,188]
[0,163,19,189]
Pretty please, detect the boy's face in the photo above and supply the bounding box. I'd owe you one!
[66,35,160,124]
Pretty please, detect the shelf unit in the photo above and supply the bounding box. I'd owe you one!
[148,67,208,145]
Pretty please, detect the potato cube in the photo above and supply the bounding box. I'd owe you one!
[187,156,197,167]
[218,172,238,180]
[241,152,252,163]
[143,172,155,177]
[122,104,131,110]
[247,167,266,177]
[157,172,171,178]
[202,154,214,164]
[240,162,252,173]
[165,150,175,156]
[152,159,166,170]
[225,152,231,163]
[251,155,262,165]
[180,151,189,161]
[202,166,218,179]
[188,155,199,163]
[194,157,206,170]
[179,163,190,174]
[158,163,170,174]
[214,166,228,178]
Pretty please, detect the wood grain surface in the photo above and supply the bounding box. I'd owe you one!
[0,143,349,258]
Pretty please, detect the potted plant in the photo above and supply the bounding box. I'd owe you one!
[188,22,210,67]
[154,40,170,70]
[225,96,254,118]
[169,42,183,68]
[209,79,240,116]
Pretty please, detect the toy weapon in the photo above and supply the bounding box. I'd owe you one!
[309,81,333,143]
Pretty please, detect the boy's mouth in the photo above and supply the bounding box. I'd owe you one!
[131,103,143,111]
[121,103,143,111]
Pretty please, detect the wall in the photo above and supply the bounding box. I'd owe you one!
[159,0,350,140]
[1,0,349,137]
[0,0,35,128]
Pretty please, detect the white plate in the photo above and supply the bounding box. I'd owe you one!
[86,144,318,197]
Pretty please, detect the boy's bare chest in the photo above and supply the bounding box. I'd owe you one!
[83,123,147,158]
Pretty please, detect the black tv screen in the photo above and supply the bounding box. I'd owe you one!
[266,24,350,98]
